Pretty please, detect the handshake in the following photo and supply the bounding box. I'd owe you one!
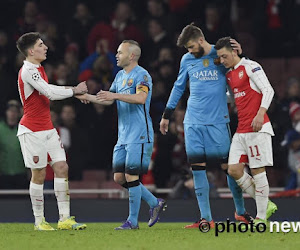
[72,81,88,95]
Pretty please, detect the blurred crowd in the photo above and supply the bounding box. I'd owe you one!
[1,0,300,193]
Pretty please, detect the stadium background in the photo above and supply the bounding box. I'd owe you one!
[0,0,300,222]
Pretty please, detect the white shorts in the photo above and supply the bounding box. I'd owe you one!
[228,132,273,168]
[18,129,66,169]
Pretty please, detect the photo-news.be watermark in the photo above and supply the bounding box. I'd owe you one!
[198,219,300,236]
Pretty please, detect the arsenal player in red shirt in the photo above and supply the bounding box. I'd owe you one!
[16,32,87,230]
[216,37,277,224]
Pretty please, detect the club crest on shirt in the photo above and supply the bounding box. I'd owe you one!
[122,79,126,87]
[32,72,41,81]
[239,71,244,79]
[127,79,133,86]
[33,156,39,164]
[203,59,209,67]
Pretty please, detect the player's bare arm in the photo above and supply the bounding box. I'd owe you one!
[75,93,114,105]
[97,90,147,105]
[251,107,267,132]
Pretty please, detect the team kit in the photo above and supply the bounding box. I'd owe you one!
[15,24,277,231]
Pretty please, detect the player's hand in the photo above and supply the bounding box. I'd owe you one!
[74,81,88,95]
[96,90,115,101]
[230,38,242,55]
[159,118,169,135]
[251,114,264,132]
[75,94,90,104]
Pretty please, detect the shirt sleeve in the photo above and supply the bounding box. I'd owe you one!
[136,73,151,94]
[109,79,117,93]
[22,67,73,100]
[166,56,189,109]
[245,61,274,110]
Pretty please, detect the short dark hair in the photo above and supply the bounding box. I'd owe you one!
[121,40,141,60]
[215,36,232,51]
[16,32,41,57]
[122,40,140,48]
[177,23,205,47]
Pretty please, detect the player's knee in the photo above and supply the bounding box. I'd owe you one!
[114,173,125,184]
[53,161,69,177]
[31,168,46,184]
[221,163,228,170]
[251,167,265,176]
[228,166,238,179]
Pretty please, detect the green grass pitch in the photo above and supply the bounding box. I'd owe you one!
[0,223,299,250]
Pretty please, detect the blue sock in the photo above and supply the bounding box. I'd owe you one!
[140,183,158,208]
[127,184,141,226]
[227,174,245,215]
[192,170,212,222]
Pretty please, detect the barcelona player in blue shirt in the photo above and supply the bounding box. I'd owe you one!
[159,24,252,228]
[77,40,166,230]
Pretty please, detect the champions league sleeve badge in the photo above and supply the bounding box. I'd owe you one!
[143,75,148,82]
[32,72,41,81]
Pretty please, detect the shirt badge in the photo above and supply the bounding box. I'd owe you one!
[32,72,41,81]
[203,59,209,67]
[127,79,133,86]
[252,67,261,73]
[239,71,244,79]
[143,75,148,82]
[33,156,39,164]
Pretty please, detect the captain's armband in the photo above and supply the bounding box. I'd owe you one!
[136,82,149,94]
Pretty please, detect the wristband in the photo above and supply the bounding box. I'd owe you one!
[162,108,174,119]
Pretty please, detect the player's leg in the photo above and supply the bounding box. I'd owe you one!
[113,147,160,211]
[228,133,256,198]
[139,142,166,227]
[211,123,248,220]
[30,168,49,229]
[184,124,213,229]
[113,144,138,229]
[122,143,153,229]
[18,131,54,230]
[251,167,269,220]
[48,129,86,230]
[125,173,141,228]
[223,164,253,222]
[113,143,165,227]
[52,161,69,221]
[248,133,273,221]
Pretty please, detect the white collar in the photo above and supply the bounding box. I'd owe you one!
[233,57,245,70]
[24,60,41,68]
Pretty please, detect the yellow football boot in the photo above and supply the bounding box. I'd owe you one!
[57,216,87,230]
[34,218,55,231]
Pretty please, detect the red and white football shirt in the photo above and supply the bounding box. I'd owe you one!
[226,58,274,135]
[17,60,73,135]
